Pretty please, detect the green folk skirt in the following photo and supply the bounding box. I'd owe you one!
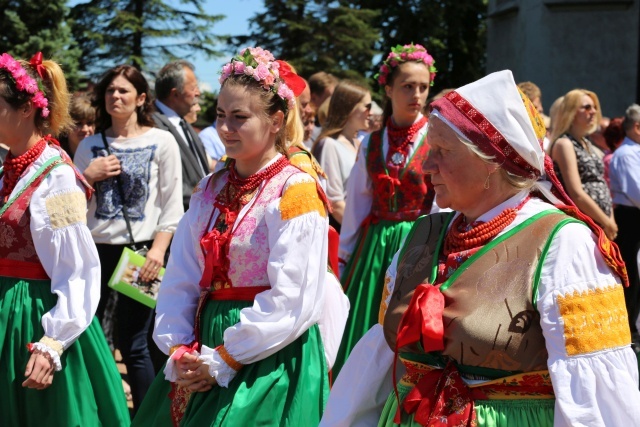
[378,381,555,427]
[0,276,131,427]
[133,299,329,427]
[333,219,414,376]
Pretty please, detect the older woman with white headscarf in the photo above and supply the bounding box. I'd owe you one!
[320,70,639,427]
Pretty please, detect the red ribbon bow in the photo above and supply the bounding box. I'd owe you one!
[401,361,477,427]
[275,60,306,97]
[29,52,46,80]
[395,283,445,353]
[377,173,402,198]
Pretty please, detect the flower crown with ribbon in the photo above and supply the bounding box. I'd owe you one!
[219,47,306,111]
[375,43,437,87]
[0,52,49,118]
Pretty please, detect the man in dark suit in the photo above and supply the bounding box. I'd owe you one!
[153,60,210,211]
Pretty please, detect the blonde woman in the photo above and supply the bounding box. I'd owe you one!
[549,89,616,239]
[0,52,129,426]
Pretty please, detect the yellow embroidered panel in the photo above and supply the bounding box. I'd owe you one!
[45,191,87,229]
[290,154,320,182]
[378,274,393,325]
[557,284,631,356]
[280,181,327,221]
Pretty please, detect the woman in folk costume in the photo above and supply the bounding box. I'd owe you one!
[0,53,129,426]
[133,47,331,427]
[280,63,350,370]
[321,70,640,427]
[334,44,439,375]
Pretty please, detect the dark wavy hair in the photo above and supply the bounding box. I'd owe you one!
[92,65,155,132]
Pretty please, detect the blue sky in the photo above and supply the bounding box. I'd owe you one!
[67,0,265,93]
[193,0,265,93]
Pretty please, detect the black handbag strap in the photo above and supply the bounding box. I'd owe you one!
[100,132,137,249]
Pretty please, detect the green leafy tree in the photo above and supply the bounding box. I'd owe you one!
[234,1,379,85]
[69,0,226,76]
[0,0,83,89]
[356,0,488,92]
[198,90,218,126]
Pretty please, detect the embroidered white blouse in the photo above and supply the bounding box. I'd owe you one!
[74,127,183,244]
[322,192,640,427]
[154,154,334,386]
[1,145,101,370]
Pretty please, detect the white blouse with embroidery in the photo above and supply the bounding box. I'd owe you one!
[322,192,640,427]
[154,155,333,386]
[74,127,183,244]
[1,145,101,370]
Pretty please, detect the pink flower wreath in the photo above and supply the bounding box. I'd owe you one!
[0,52,49,118]
[219,47,305,110]
[375,43,437,87]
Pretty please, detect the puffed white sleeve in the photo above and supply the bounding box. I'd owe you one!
[199,172,328,387]
[339,134,373,266]
[155,132,184,233]
[29,164,101,371]
[321,248,402,427]
[537,222,640,427]
[153,179,209,355]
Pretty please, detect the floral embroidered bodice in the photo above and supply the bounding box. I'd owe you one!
[367,128,434,221]
[194,165,300,289]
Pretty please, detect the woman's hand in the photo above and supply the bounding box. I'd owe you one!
[139,246,166,282]
[82,155,121,185]
[22,350,55,390]
[604,218,618,241]
[175,352,217,392]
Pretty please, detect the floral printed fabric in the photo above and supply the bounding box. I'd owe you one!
[552,134,612,216]
[91,144,157,221]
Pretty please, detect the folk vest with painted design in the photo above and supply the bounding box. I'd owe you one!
[366,128,434,221]
[384,210,578,373]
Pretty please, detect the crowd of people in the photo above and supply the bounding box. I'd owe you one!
[1,42,640,427]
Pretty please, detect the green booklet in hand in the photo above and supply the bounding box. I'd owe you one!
[108,247,164,308]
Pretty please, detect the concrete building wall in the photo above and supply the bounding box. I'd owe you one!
[487,0,639,118]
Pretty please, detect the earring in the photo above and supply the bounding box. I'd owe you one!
[484,174,491,190]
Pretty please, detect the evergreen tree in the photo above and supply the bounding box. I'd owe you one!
[69,0,226,76]
[356,0,488,91]
[234,1,379,85]
[0,0,83,89]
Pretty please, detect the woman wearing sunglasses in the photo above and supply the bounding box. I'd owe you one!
[312,80,371,231]
[549,89,617,240]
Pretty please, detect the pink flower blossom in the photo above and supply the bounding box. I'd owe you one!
[233,61,245,74]
[244,66,255,76]
[253,64,270,81]
[263,73,275,87]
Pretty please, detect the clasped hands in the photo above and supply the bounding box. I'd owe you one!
[22,349,55,390]
[175,352,217,392]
